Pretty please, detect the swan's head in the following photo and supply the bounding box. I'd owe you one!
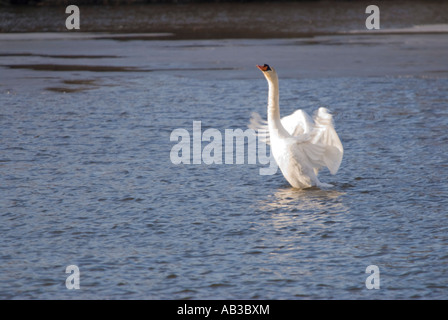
[256,64,277,82]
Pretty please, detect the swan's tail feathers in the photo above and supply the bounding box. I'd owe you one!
[311,107,344,175]
[249,112,270,145]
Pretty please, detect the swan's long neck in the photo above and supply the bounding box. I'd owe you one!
[266,75,289,138]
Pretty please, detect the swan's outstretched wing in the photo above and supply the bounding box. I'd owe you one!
[250,107,343,175]
[300,107,344,175]
[281,109,314,136]
[249,112,270,144]
[249,109,313,145]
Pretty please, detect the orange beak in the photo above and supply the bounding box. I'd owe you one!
[257,65,269,72]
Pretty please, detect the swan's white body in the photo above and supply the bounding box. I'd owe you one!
[251,65,343,189]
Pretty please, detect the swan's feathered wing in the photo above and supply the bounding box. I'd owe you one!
[249,109,313,144]
[250,107,343,175]
[301,107,343,175]
[280,109,314,136]
[249,112,270,144]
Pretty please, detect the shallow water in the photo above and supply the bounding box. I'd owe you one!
[1,29,448,299]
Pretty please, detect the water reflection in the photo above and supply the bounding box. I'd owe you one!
[259,187,348,231]
[263,187,346,212]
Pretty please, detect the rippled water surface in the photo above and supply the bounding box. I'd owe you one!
[1,31,448,299]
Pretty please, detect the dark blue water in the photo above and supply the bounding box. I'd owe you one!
[1,34,448,299]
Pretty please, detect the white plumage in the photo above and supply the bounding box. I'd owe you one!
[250,64,343,189]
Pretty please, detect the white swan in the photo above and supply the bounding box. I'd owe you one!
[250,64,343,189]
